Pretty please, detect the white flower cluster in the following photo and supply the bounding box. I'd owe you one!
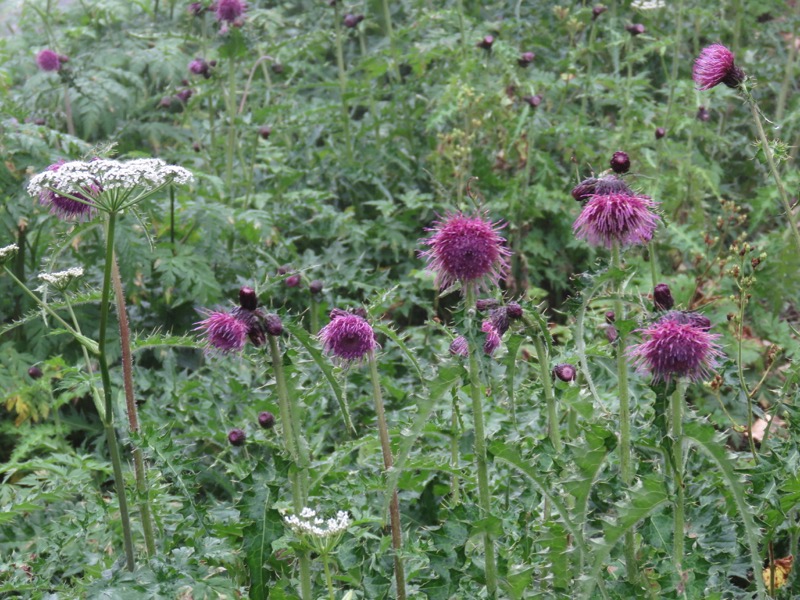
[631,0,665,9]
[38,267,84,288]
[284,507,351,538]
[27,158,194,197]
[0,244,19,262]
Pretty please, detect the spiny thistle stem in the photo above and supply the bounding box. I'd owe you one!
[332,2,353,162]
[745,95,800,254]
[268,334,311,600]
[368,353,407,600]
[97,213,136,571]
[611,243,637,583]
[532,333,561,452]
[464,287,498,597]
[111,256,156,557]
[671,379,688,575]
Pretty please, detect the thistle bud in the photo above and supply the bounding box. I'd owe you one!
[476,299,500,311]
[522,94,542,108]
[696,106,710,122]
[228,428,246,446]
[571,178,598,202]
[277,264,290,275]
[259,126,272,140]
[605,310,615,323]
[285,274,301,288]
[258,411,275,429]
[518,51,535,67]
[309,280,324,294]
[239,286,258,311]
[553,363,577,382]
[655,127,666,139]
[477,35,494,50]
[343,13,364,28]
[28,366,43,380]
[606,325,618,343]
[626,23,645,36]
[592,5,607,19]
[610,151,630,174]
[265,314,283,336]
[653,283,674,311]
[506,302,523,319]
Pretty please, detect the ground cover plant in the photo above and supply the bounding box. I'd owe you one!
[3,0,800,598]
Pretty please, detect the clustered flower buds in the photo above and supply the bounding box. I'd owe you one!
[195,286,283,353]
[693,43,745,91]
[37,267,84,291]
[0,243,19,265]
[450,301,522,358]
[189,58,212,78]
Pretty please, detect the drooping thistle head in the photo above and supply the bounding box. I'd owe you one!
[628,312,723,383]
[693,43,745,91]
[318,309,378,364]
[420,210,511,294]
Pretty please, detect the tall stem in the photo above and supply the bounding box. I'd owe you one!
[747,98,800,253]
[63,83,75,136]
[464,287,498,597]
[268,334,311,600]
[97,213,136,570]
[532,334,561,451]
[450,393,461,504]
[332,2,353,162]
[671,380,687,575]
[368,354,407,600]
[225,60,238,201]
[111,257,156,557]
[323,556,336,600]
[611,243,637,583]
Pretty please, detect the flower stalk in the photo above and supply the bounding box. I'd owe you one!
[367,353,407,600]
[671,379,688,575]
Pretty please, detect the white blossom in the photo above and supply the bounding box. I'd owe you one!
[284,508,351,539]
[631,0,665,9]
[37,267,84,289]
[0,244,19,262]
[27,158,194,198]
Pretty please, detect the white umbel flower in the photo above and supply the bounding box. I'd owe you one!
[0,244,19,264]
[284,508,351,538]
[37,267,84,290]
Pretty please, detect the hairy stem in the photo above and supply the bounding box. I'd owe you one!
[97,213,135,571]
[111,257,156,557]
[532,333,561,451]
[612,244,637,583]
[671,380,687,575]
[368,353,407,600]
[332,2,353,162]
[464,287,498,597]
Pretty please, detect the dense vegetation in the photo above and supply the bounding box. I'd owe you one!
[2,0,800,598]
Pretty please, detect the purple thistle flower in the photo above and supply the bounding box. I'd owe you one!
[194,310,249,353]
[450,336,469,357]
[573,192,660,248]
[693,43,745,91]
[318,311,378,364]
[189,58,211,78]
[628,313,723,383]
[39,161,98,220]
[482,321,502,355]
[420,210,511,294]
[215,0,246,22]
[36,49,62,72]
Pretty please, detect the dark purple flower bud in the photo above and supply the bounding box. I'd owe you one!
[34,118,46,126]
[605,310,615,323]
[209,60,218,67]
[258,411,275,429]
[696,106,710,122]
[477,35,494,50]
[595,175,633,196]
[655,127,666,139]
[610,151,630,174]
[28,366,43,380]
[285,274,301,288]
[189,58,211,78]
[606,325,618,343]
[343,13,364,27]
[476,299,500,311]
[653,283,674,311]
[36,49,62,72]
[518,51,535,67]
[159,96,175,109]
[239,286,258,311]
[553,363,577,383]
[592,5,607,19]
[488,308,510,336]
[216,0,246,23]
[309,280,324,295]
[506,302,523,319]
[188,2,204,16]
[259,126,272,140]
[522,94,543,108]
[626,23,645,36]
[277,264,290,275]
[193,141,202,152]
[482,321,502,355]
[176,88,193,103]
[272,62,284,74]
[265,314,283,336]
[572,178,598,202]
[228,428,246,446]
